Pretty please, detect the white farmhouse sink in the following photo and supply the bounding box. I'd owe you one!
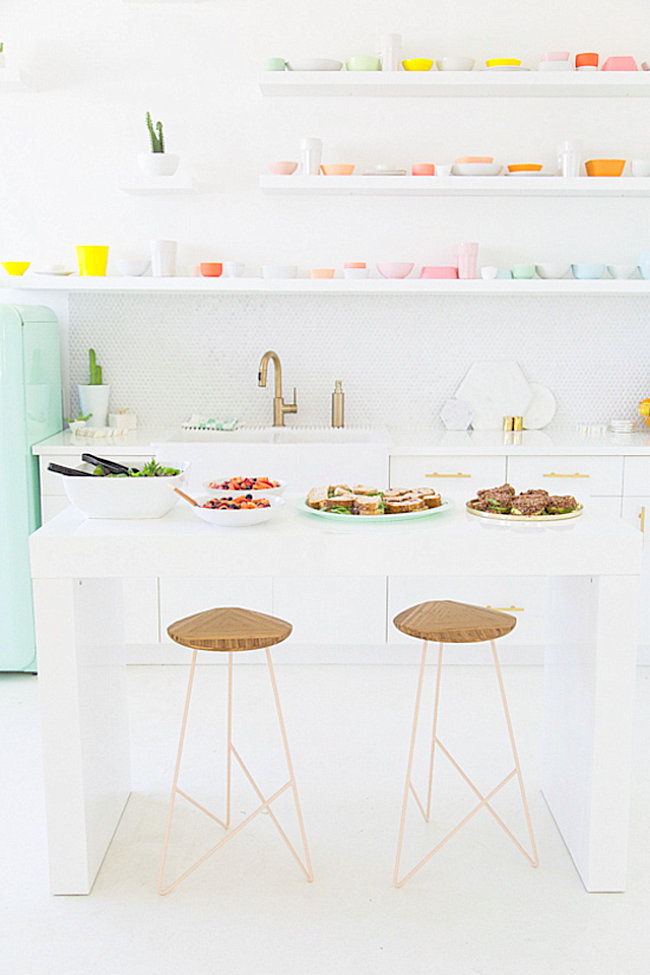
[153,427,391,493]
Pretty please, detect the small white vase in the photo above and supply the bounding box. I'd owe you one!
[137,152,180,177]
[78,384,111,427]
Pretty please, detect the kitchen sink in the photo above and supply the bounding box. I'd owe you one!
[153,426,391,492]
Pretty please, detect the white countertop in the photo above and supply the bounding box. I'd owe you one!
[33,426,650,457]
[29,497,641,580]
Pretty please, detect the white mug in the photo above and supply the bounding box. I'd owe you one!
[300,137,322,176]
[223,261,245,277]
[480,265,498,280]
[631,160,650,177]
[150,239,177,277]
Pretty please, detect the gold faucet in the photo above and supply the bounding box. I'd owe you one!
[257,350,298,426]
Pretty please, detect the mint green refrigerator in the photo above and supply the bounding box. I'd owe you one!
[0,305,62,671]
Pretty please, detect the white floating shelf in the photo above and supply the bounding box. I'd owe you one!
[3,277,650,296]
[260,174,650,198]
[260,71,650,98]
[118,175,198,195]
[0,68,31,92]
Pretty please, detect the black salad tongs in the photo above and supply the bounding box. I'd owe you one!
[81,453,140,476]
[47,462,93,477]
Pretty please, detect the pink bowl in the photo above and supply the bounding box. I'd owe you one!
[601,56,638,71]
[420,266,458,279]
[268,160,298,175]
[541,51,570,61]
[376,262,414,279]
[412,163,435,176]
[309,268,335,279]
[344,262,366,268]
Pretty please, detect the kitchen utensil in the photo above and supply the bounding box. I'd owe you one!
[174,487,199,505]
[507,163,543,173]
[412,163,435,175]
[379,33,401,71]
[401,58,434,71]
[512,264,535,279]
[268,161,298,175]
[150,239,176,277]
[456,242,478,279]
[535,263,570,279]
[485,57,521,67]
[193,495,284,527]
[60,461,188,519]
[202,478,287,498]
[344,262,366,268]
[262,58,286,71]
[455,156,494,164]
[200,262,223,277]
[541,51,570,61]
[310,268,335,279]
[1,261,30,276]
[557,140,582,177]
[585,159,625,177]
[287,58,342,71]
[346,56,381,71]
[602,56,637,71]
[576,52,598,68]
[300,137,322,175]
[631,160,650,177]
[75,246,109,276]
[47,462,94,477]
[435,164,452,177]
[376,262,414,279]
[81,452,138,475]
[607,264,638,279]
[451,163,502,176]
[115,259,149,276]
[571,263,605,279]
[420,266,458,279]
[523,383,557,429]
[262,265,297,279]
[436,57,474,71]
[480,266,498,280]
[320,164,355,175]
[223,262,245,277]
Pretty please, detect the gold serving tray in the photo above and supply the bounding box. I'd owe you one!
[465,502,584,523]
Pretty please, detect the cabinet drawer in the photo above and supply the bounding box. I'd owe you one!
[623,457,650,496]
[387,576,546,647]
[390,456,507,500]
[507,456,623,497]
[159,577,273,645]
[273,576,386,645]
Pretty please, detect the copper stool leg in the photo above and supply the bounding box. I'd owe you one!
[158,647,312,894]
[393,639,538,887]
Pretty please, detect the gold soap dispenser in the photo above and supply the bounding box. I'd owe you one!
[331,380,345,428]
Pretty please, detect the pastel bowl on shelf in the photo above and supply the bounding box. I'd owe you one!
[607,264,638,279]
[115,258,150,276]
[286,58,342,71]
[455,156,494,164]
[541,51,570,61]
[507,163,543,173]
[420,266,458,279]
[485,57,522,68]
[320,164,355,175]
[346,56,381,71]
[452,162,502,176]
[511,264,535,279]
[631,160,650,177]
[200,262,223,277]
[376,261,414,279]
[571,263,605,279]
[576,52,599,69]
[601,56,637,71]
[436,57,474,71]
[262,265,297,279]
[585,159,626,177]
[1,261,30,276]
[268,161,298,175]
[343,267,369,279]
[309,268,335,279]
[401,58,434,71]
[412,163,435,175]
[535,263,570,279]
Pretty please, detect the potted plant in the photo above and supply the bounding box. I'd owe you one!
[137,111,180,177]
[64,411,92,435]
[77,348,110,427]
[0,43,5,69]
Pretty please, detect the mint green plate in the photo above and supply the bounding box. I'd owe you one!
[298,498,451,522]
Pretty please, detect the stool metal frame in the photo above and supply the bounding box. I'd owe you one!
[158,609,313,895]
[393,603,539,888]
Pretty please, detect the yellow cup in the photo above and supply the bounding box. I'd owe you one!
[76,245,109,276]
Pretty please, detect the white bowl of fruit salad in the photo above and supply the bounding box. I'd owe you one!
[193,494,285,527]
[203,475,286,497]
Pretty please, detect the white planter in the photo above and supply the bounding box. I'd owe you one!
[78,384,111,427]
[137,152,180,177]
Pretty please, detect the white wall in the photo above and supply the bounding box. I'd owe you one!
[2,1,650,427]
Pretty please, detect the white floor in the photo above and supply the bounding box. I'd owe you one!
[2,662,650,975]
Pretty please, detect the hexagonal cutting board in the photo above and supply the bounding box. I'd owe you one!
[455,361,533,430]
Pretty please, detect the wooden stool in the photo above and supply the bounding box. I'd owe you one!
[392,600,538,887]
[158,607,313,894]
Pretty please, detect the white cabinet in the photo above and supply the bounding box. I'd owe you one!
[507,455,624,497]
[390,455,507,501]
[273,576,386,645]
[623,457,650,496]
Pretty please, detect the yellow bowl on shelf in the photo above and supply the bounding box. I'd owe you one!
[585,158,626,177]
[485,57,522,67]
[402,58,434,71]
[1,261,30,276]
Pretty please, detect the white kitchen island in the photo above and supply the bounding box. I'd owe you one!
[30,499,642,894]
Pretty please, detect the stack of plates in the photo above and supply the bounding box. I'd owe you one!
[609,418,636,433]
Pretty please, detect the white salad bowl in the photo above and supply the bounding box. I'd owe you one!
[192,495,285,527]
[60,461,189,519]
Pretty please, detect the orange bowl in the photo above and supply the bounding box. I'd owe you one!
[320,164,355,176]
[309,268,335,279]
[585,158,626,177]
[507,163,543,172]
[455,156,494,164]
[199,262,223,277]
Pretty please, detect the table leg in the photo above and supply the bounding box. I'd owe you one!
[543,574,639,891]
[33,577,130,894]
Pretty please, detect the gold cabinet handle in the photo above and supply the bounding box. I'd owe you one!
[486,605,525,612]
[542,472,590,478]
[426,472,472,478]
[639,505,646,533]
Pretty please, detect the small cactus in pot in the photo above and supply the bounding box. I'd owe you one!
[138,111,179,176]
[78,348,110,427]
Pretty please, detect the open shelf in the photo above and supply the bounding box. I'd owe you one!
[3,277,650,296]
[259,70,650,98]
[118,174,198,195]
[260,174,650,198]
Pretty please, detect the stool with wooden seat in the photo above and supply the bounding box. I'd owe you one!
[392,600,538,887]
[158,607,313,894]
